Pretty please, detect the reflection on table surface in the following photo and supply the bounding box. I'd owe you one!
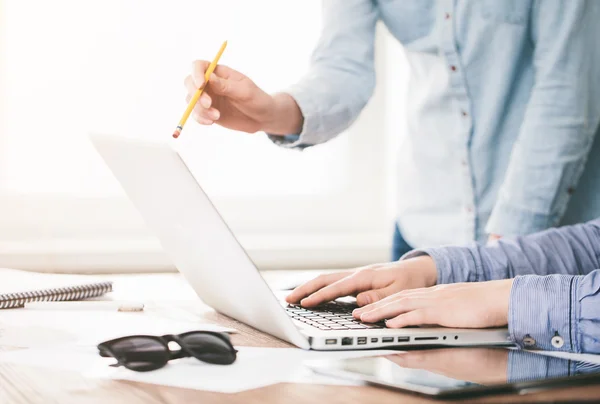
[340,347,600,389]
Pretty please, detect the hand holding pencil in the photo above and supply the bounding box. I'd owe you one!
[180,43,304,137]
[173,41,228,138]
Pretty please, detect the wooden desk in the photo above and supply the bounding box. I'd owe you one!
[1,272,599,403]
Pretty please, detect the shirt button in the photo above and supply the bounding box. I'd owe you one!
[461,110,468,117]
[523,335,536,347]
[445,12,451,19]
[450,65,457,72]
[551,333,565,349]
[567,187,575,195]
[465,206,473,213]
[461,160,468,167]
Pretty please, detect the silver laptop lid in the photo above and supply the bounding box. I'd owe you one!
[91,134,310,349]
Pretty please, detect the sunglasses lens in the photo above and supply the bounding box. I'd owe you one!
[179,332,237,365]
[108,337,169,372]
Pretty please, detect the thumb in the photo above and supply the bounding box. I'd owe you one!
[207,73,229,94]
[356,285,398,306]
[208,73,250,100]
[191,60,211,88]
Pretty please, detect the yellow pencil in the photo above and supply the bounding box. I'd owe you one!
[173,40,228,139]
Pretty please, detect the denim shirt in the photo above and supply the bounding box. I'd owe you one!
[273,0,600,247]
[406,219,600,354]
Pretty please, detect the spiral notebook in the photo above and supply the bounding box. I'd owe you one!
[0,281,113,309]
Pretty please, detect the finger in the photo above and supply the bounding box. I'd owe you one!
[300,270,379,308]
[193,105,220,121]
[186,101,219,122]
[184,74,200,95]
[185,77,212,107]
[199,93,212,109]
[359,297,428,323]
[213,64,244,80]
[191,60,210,87]
[207,73,251,100]
[353,286,438,317]
[356,285,398,307]
[285,272,349,304]
[188,97,219,120]
[185,77,206,108]
[385,308,437,328]
[191,111,214,125]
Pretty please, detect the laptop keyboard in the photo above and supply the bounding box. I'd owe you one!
[286,301,385,331]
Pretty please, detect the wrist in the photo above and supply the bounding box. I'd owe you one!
[260,92,304,135]
[497,279,513,325]
[408,256,438,287]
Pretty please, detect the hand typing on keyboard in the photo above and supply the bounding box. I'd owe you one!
[285,301,386,331]
[285,256,437,310]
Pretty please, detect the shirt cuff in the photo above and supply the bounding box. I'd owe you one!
[485,201,558,237]
[265,86,330,150]
[508,274,580,352]
[401,245,482,285]
[266,134,311,150]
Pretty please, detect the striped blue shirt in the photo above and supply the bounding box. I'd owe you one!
[407,219,600,354]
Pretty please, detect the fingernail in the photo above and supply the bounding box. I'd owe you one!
[209,110,220,120]
[200,96,210,108]
[193,77,205,88]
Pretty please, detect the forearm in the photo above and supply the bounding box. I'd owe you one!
[261,93,304,135]
[403,219,600,284]
[266,0,377,148]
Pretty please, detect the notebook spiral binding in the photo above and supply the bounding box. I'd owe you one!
[0,281,113,309]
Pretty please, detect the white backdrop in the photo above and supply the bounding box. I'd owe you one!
[0,0,408,272]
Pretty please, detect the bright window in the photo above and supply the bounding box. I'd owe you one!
[0,0,396,272]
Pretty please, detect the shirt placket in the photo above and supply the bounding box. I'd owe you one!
[438,0,476,242]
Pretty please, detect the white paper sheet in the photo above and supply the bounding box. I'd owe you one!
[0,307,235,348]
[99,347,404,392]
[0,269,235,348]
[0,346,399,393]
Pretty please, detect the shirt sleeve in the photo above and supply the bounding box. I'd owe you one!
[402,218,600,353]
[403,218,600,284]
[485,0,600,237]
[267,0,378,149]
[509,271,600,353]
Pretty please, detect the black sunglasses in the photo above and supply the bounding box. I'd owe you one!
[97,331,237,372]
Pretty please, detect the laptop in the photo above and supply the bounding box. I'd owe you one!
[91,134,511,350]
